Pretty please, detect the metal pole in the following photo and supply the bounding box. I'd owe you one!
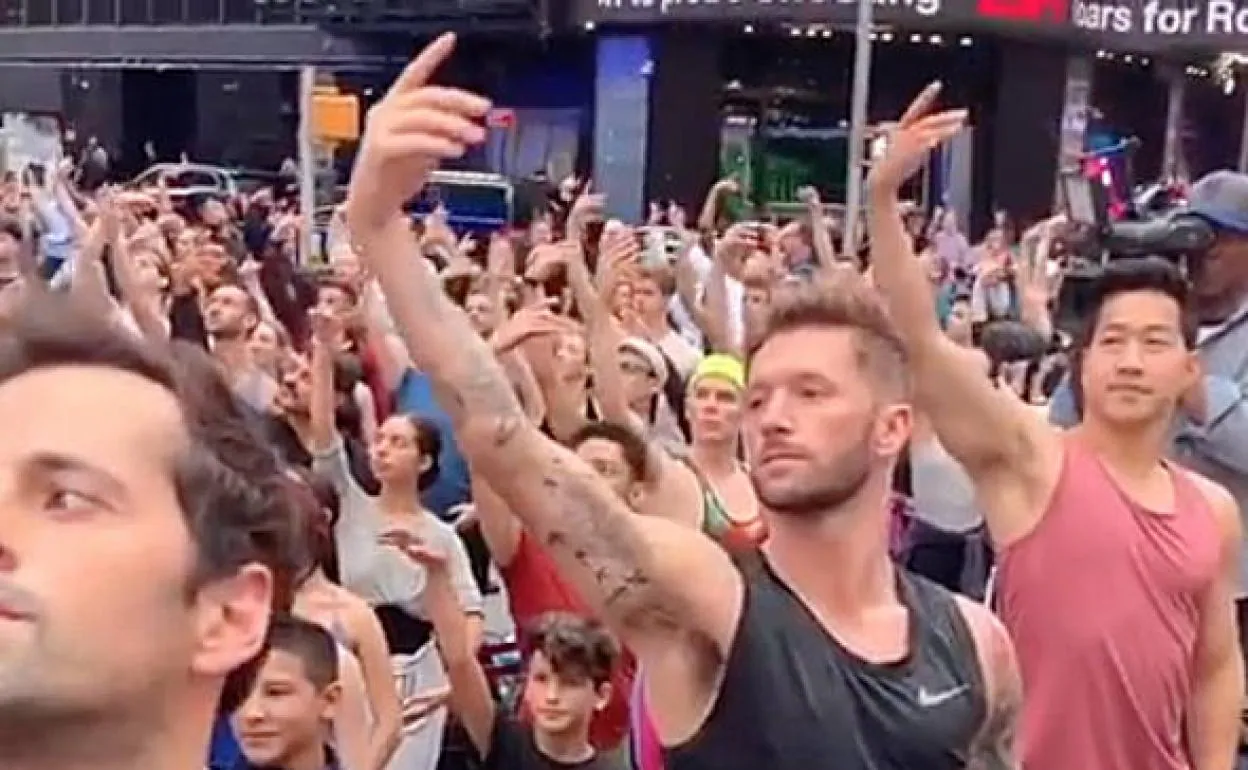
[1160,66,1185,180]
[1239,84,1248,173]
[297,65,316,266]
[841,0,874,260]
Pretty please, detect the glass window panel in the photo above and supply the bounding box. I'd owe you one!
[0,0,20,26]
[119,0,148,23]
[185,0,221,22]
[151,0,180,22]
[223,0,257,22]
[85,0,116,23]
[25,0,51,23]
[54,0,86,23]
[257,0,296,23]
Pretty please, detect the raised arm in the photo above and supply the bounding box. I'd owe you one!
[863,83,1062,547]
[342,34,740,660]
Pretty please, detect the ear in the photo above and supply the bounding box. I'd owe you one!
[189,563,274,679]
[625,481,648,512]
[319,681,343,723]
[872,403,913,460]
[1184,349,1202,394]
[593,681,613,713]
[418,451,433,477]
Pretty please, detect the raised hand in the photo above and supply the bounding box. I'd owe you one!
[378,528,449,571]
[345,33,492,233]
[491,301,576,355]
[866,82,967,196]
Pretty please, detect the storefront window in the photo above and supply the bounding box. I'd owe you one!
[223,0,258,22]
[185,0,222,23]
[53,0,86,23]
[0,0,19,25]
[119,0,151,24]
[257,0,297,23]
[151,0,182,23]
[26,0,53,24]
[85,0,116,23]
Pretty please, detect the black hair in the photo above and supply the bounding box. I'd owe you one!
[405,414,443,492]
[524,612,619,687]
[0,291,307,716]
[266,614,339,691]
[568,420,649,483]
[1069,257,1196,417]
[285,467,341,585]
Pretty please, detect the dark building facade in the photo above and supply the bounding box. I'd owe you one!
[0,0,1243,229]
[578,0,1248,231]
[0,0,584,173]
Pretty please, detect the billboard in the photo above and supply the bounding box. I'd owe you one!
[576,0,1248,48]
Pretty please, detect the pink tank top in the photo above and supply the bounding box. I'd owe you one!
[996,437,1221,770]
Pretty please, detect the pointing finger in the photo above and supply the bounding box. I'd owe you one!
[393,32,457,94]
[897,81,942,129]
[402,86,492,119]
[391,110,486,146]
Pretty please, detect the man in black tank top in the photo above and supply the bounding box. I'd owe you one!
[339,43,1022,770]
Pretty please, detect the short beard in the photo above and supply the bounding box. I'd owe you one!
[752,425,874,518]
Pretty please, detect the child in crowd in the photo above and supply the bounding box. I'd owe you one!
[386,529,624,770]
[228,615,345,770]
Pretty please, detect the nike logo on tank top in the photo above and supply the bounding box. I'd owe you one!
[995,438,1221,770]
[665,555,986,770]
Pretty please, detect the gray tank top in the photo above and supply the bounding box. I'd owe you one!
[909,437,983,534]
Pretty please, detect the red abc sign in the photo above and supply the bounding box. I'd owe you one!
[976,0,1069,22]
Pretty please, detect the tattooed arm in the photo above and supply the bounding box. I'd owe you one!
[354,213,742,647]
[342,33,742,692]
[957,597,1021,770]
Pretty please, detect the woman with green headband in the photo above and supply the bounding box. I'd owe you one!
[684,353,767,552]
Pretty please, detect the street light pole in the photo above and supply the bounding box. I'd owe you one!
[297,65,316,266]
[841,0,875,261]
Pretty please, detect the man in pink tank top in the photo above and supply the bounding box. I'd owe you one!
[867,84,1244,770]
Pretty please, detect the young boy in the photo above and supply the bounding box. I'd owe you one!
[229,614,344,770]
[388,531,622,769]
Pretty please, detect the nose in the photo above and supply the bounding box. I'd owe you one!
[543,680,563,702]
[754,391,793,437]
[1114,339,1146,373]
[237,692,267,725]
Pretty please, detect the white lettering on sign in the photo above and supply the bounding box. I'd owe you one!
[1070,0,1248,34]
[1206,0,1248,32]
[597,0,942,17]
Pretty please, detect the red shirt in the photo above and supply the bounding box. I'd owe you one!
[500,530,635,751]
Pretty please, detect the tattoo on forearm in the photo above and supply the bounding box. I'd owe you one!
[540,460,676,631]
[390,246,673,632]
[966,676,1021,770]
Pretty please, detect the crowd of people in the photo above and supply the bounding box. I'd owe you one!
[0,32,1247,770]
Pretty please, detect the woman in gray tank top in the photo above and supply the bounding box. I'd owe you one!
[905,415,990,597]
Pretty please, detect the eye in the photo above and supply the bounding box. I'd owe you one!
[43,488,97,514]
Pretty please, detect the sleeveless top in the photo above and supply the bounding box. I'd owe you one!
[665,555,986,770]
[684,458,767,551]
[909,437,982,534]
[701,486,767,552]
[996,437,1221,770]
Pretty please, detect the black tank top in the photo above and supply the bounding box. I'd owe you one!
[666,555,986,770]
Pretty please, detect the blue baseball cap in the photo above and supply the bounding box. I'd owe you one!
[1188,170,1248,234]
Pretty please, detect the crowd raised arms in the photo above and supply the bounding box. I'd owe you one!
[0,27,1244,770]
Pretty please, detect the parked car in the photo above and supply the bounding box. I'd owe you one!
[130,162,282,203]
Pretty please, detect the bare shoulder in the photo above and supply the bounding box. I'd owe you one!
[1182,469,1243,541]
[952,595,1016,679]
[953,595,1021,770]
